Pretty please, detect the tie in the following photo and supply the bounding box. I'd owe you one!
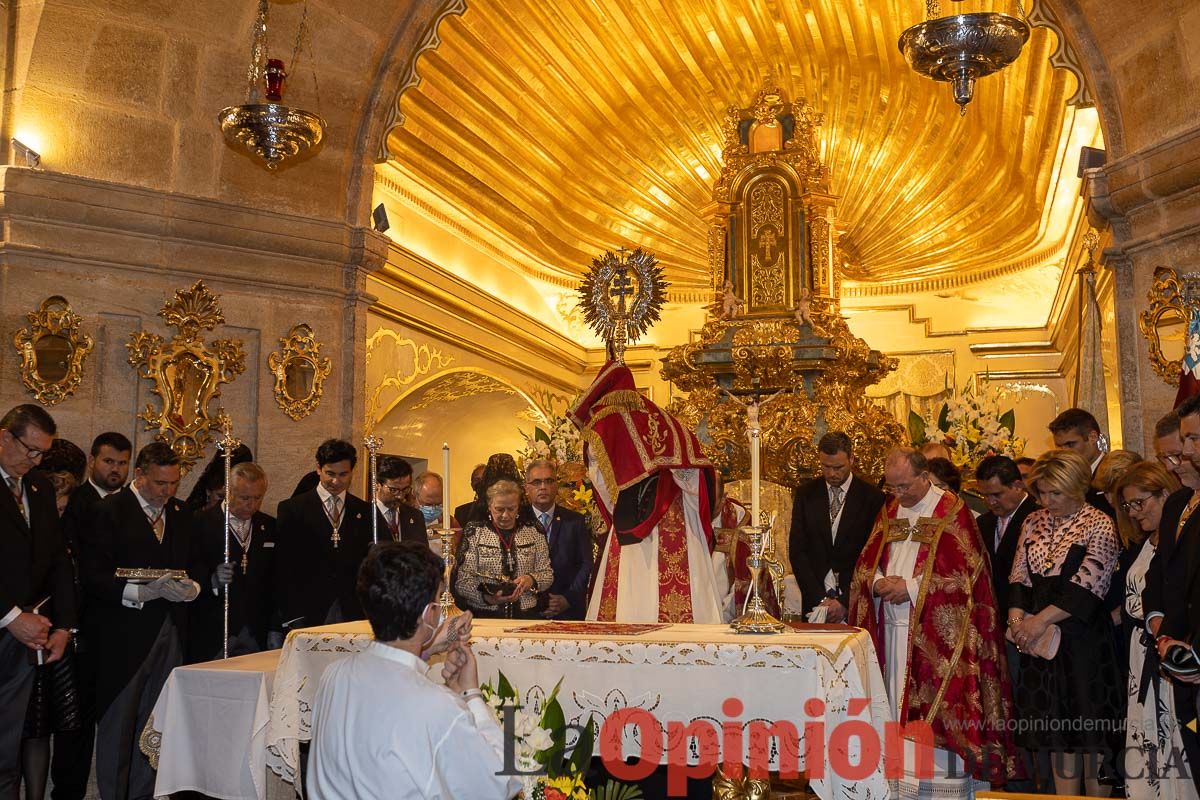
[147,507,165,543]
[7,477,25,521]
[326,494,342,525]
[995,515,1009,551]
[540,512,553,547]
[829,485,844,525]
[387,508,399,541]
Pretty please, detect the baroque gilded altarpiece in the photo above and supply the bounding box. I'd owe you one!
[663,81,905,488]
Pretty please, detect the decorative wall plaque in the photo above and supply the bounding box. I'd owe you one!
[127,281,246,472]
[1138,266,1200,386]
[13,296,94,406]
[268,323,331,421]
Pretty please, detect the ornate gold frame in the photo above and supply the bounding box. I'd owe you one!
[13,296,94,406]
[268,324,332,421]
[1138,266,1199,386]
[127,281,246,473]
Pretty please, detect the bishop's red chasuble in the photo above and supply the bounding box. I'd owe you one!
[848,491,1020,786]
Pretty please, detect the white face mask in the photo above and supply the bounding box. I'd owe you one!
[420,601,445,649]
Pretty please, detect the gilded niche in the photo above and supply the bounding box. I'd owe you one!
[127,281,246,472]
[13,296,94,406]
[268,324,332,421]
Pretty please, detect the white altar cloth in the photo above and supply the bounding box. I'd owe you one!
[265,619,893,800]
[146,649,285,800]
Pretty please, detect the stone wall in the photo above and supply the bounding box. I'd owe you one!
[0,166,386,510]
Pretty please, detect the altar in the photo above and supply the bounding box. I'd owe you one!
[147,618,892,800]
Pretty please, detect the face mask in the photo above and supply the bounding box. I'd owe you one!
[420,504,442,524]
[421,601,445,651]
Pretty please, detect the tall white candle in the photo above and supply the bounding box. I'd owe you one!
[442,443,451,530]
[749,427,761,528]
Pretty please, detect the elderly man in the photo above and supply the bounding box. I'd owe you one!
[849,448,1017,798]
[0,405,75,800]
[189,462,277,661]
[524,459,590,619]
[414,471,458,534]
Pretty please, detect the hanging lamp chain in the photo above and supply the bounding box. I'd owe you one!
[245,0,270,104]
[288,0,322,115]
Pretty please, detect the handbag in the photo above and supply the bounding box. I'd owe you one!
[1006,621,1061,660]
[1161,643,1200,677]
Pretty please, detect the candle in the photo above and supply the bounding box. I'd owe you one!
[749,426,761,528]
[442,443,451,530]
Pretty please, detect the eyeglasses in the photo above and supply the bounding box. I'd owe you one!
[526,478,556,488]
[1159,454,1184,467]
[1120,495,1158,513]
[7,430,46,461]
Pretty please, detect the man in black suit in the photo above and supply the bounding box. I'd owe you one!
[788,432,885,621]
[53,431,131,800]
[373,456,426,545]
[524,459,587,619]
[1145,403,1200,794]
[189,462,276,662]
[975,455,1038,618]
[81,442,201,800]
[453,463,487,528]
[0,405,76,800]
[1049,407,1114,518]
[274,439,373,633]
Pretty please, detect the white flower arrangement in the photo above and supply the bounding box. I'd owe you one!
[910,383,1026,469]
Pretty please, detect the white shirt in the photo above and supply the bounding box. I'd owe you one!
[307,641,521,800]
[994,493,1028,551]
[822,475,854,594]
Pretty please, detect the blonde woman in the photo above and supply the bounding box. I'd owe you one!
[455,479,553,619]
[1008,448,1122,796]
[1116,462,1194,800]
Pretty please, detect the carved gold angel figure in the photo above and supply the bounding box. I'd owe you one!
[721,280,744,320]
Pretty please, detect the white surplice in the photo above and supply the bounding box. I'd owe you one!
[307,641,521,800]
[586,468,724,624]
[872,484,983,800]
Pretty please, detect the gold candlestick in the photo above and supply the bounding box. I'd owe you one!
[432,528,464,619]
[730,522,785,634]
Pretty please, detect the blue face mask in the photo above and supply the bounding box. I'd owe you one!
[420,504,442,524]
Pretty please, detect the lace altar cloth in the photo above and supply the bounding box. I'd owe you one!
[265,619,892,800]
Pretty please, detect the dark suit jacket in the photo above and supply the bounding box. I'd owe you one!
[374,502,428,545]
[0,470,76,632]
[978,493,1039,613]
[61,482,103,559]
[1145,488,1200,641]
[274,489,373,630]
[79,488,197,715]
[537,506,590,620]
[788,475,885,615]
[187,506,277,662]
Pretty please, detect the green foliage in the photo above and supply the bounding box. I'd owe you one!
[937,403,950,433]
[908,410,929,445]
[592,781,644,800]
[998,409,1016,435]
[534,426,552,444]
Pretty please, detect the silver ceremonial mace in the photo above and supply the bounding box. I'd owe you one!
[364,434,383,545]
[217,416,241,659]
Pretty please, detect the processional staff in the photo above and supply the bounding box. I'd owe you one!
[364,434,384,545]
[216,415,241,660]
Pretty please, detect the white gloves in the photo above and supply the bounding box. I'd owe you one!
[137,574,199,603]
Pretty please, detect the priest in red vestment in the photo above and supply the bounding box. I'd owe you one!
[569,361,724,623]
[848,448,1019,796]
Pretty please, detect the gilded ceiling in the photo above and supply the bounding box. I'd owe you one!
[384,0,1086,292]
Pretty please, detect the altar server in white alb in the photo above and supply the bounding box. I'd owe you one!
[570,361,724,623]
[307,541,519,800]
